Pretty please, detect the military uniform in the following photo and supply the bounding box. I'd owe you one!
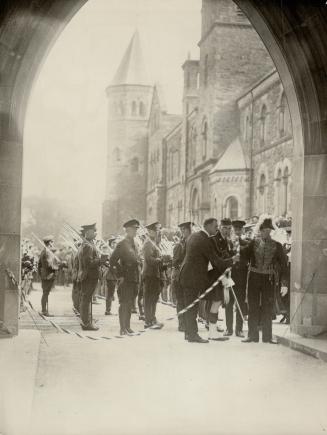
[142,238,164,327]
[71,248,81,314]
[171,238,187,330]
[38,238,59,315]
[110,236,141,334]
[241,233,288,342]
[78,238,100,327]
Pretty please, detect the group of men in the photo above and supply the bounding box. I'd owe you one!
[36,214,290,343]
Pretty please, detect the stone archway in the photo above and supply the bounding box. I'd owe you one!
[0,0,326,336]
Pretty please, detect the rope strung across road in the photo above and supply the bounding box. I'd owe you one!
[7,267,234,343]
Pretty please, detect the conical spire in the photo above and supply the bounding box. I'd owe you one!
[111,30,149,86]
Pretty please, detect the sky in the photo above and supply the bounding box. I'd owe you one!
[23,0,201,228]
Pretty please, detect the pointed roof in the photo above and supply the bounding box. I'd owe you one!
[111,30,149,86]
[211,138,248,172]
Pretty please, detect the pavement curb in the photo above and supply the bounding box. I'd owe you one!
[273,332,327,363]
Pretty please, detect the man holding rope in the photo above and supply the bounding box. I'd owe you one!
[180,218,239,343]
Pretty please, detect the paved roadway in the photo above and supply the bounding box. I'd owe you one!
[20,284,327,435]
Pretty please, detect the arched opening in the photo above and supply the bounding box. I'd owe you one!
[224,195,239,220]
[190,188,200,224]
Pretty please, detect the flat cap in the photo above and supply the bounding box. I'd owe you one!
[145,222,161,231]
[123,219,140,228]
[232,220,246,228]
[220,218,232,226]
[178,221,193,229]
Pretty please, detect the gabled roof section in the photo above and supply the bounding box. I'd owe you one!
[211,137,248,172]
[111,30,149,86]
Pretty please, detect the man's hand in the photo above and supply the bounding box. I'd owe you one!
[280,286,288,297]
[232,254,240,263]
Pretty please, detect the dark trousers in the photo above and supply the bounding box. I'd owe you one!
[72,280,81,311]
[225,286,246,333]
[80,278,98,326]
[143,277,162,325]
[138,280,144,315]
[41,279,55,313]
[117,280,138,331]
[182,287,199,338]
[106,280,116,313]
[248,272,274,342]
[172,279,185,328]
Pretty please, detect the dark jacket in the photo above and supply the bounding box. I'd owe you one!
[171,239,186,281]
[38,248,58,281]
[179,230,233,293]
[142,239,162,280]
[232,238,249,289]
[241,237,288,284]
[78,240,100,281]
[110,237,140,283]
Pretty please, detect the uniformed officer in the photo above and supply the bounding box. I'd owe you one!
[142,222,165,329]
[171,221,193,332]
[78,223,101,331]
[38,235,59,316]
[110,219,141,335]
[241,217,288,344]
[104,236,118,315]
[71,238,82,316]
[227,220,249,337]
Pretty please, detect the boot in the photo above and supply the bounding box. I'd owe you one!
[125,306,135,334]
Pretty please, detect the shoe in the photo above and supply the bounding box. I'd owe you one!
[263,339,278,344]
[187,334,209,343]
[81,323,99,331]
[223,330,233,336]
[120,329,127,336]
[236,331,245,338]
[126,328,135,335]
[43,312,54,317]
[209,337,229,342]
[144,323,152,329]
[150,322,164,330]
[139,315,145,321]
[242,338,259,343]
[105,311,112,316]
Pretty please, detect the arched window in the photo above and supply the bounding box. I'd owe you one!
[131,101,137,116]
[190,188,200,224]
[139,101,146,117]
[201,120,208,160]
[131,157,139,173]
[225,196,239,220]
[119,101,125,116]
[186,72,190,89]
[204,54,209,87]
[274,166,283,216]
[283,166,291,216]
[113,147,121,162]
[259,104,267,146]
[279,92,287,137]
[258,172,268,213]
[191,125,197,168]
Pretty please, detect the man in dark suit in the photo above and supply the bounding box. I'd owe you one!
[179,218,238,343]
[78,223,101,331]
[171,221,193,332]
[110,219,141,335]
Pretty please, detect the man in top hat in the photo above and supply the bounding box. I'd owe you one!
[241,217,288,344]
[171,221,193,332]
[142,222,166,329]
[225,219,249,337]
[110,219,141,335]
[104,236,118,315]
[38,235,59,316]
[78,223,101,331]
